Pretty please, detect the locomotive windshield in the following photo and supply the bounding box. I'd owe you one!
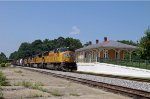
[59,48,75,52]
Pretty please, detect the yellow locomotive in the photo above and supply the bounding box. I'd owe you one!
[23,48,77,71]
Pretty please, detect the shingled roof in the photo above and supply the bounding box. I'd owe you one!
[76,40,137,52]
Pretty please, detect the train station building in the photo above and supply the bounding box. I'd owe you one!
[75,37,137,63]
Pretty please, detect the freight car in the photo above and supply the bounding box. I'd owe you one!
[14,48,77,71]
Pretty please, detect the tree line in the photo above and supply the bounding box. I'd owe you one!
[9,37,83,60]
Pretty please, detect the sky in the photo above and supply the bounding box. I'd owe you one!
[0,1,150,57]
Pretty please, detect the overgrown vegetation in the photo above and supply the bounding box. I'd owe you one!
[0,87,4,99]
[21,81,49,93]
[21,81,63,97]
[0,63,11,68]
[0,71,10,99]
[0,63,5,67]
[0,72,9,86]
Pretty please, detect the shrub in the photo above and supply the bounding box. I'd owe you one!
[5,63,11,67]
[22,81,32,88]
[0,63,11,68]
[0,63,5,67]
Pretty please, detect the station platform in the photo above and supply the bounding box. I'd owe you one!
[77,63,150,79]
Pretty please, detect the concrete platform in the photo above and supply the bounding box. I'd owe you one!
[77,63,150,79]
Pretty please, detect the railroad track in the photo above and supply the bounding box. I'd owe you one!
[18,66,150,99]
[75,71,150,83]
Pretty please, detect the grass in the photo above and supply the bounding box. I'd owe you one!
[0,71,10,86]
[0,87,4,99]
[50,91,64,96]
[26,93,43,98]
[21,81,49,94]
[14,70,22,73]
[21,81,32,88]
[70,93,80,96]
[21,81,64,97]
[38,87,48,92]
[32,93,43,97]
[0,71,10,99]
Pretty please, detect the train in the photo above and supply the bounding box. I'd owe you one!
[13,48,77,71]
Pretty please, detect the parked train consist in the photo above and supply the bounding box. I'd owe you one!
[13,48,77,71]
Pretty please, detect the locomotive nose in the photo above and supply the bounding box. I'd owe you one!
[63,52,75,62]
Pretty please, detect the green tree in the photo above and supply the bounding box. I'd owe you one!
[31,40,43,55]
[9,51,18,60]
[0,52,7,63]
[117,40,138,46]
[65,37,82,50]
[139,28,150,59]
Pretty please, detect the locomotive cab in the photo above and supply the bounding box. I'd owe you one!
[57,48,77,71]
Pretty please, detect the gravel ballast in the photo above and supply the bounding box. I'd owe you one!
[24,67,150,93]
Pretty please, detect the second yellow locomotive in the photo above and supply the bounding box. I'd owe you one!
[23,48,77,71]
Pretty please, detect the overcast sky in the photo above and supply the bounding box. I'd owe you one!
[0,1,150,57]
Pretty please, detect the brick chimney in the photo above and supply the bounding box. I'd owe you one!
[104,37,107,42]
[96,40,99,44]
[89,41,92,45]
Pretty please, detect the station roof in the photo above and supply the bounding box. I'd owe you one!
[76,40,137,52]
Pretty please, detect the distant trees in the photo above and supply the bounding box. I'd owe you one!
[117,40,138,46]
[0,52,7,63]
[9,37,82,60]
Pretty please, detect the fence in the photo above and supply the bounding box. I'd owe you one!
[97,58,150,70]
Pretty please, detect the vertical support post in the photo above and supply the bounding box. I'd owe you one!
[95,49,98,63]
[118,50,120,60]
[92,50,94,62]
[129,51,132,62]
[99,50,101,62]
[76,52,78,62]
[90,51,92,63]
[122,50,124,60]
[96,53,97,62]
[83,51,85,63]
